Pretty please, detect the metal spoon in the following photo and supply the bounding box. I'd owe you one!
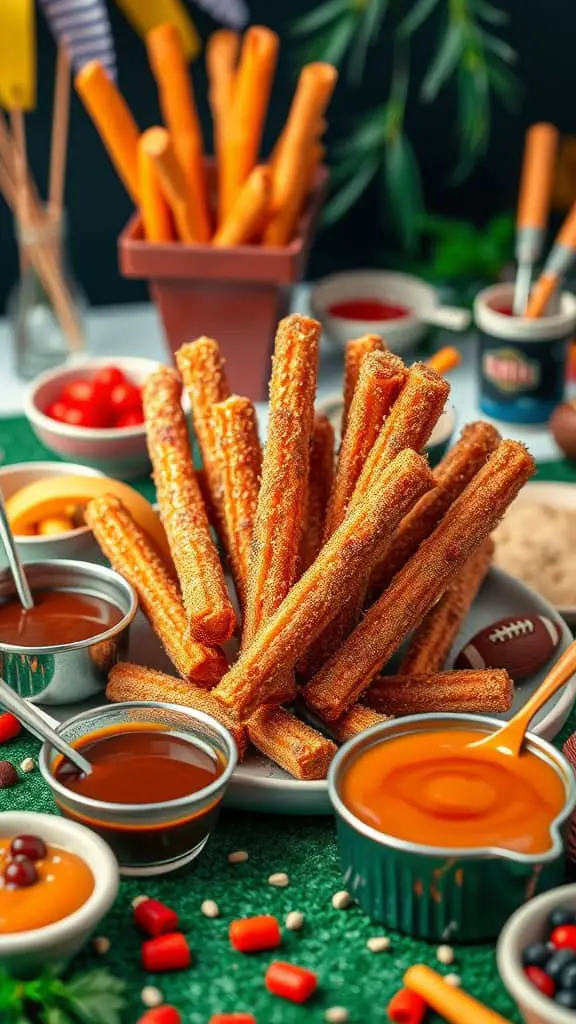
[0,491,33,609]
[0,677,92,775]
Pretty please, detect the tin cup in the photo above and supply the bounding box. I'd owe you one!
[0,560,137,705]
[328,714,576,943]
[474,282,576,424]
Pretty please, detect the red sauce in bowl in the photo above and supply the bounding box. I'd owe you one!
[327,299,410,321]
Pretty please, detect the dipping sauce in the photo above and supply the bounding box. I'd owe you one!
[54,724,225,868]
[342,728,566,854]
[0,590,124,646]
[0,838,94,933]
[327,298,410,321]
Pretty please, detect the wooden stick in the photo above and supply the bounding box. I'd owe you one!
[10,108,30,222]
[49,47,71,215]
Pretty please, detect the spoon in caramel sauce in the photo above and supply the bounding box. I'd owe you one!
[0,678,92,776]
[473,636,576,758]
[0,490,33,610]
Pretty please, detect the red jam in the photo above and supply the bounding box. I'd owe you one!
[327,298,410,321]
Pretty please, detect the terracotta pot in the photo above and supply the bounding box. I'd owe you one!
[118,163,328,400]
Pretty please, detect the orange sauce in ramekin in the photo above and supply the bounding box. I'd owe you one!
[0,840,94,933]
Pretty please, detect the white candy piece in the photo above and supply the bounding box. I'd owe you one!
[268,872,289,887]
[201,899,220,918]
[141,986,163,1008]
[285,911,304,931]
[366,935,391,953]
[20,757,36,773]
[325,1008,349,1023]
[331,890,352,910]
[228,850,249,864]
[436,944,455,965]
[131,894,149,908]
[92,936,110,955]
[445,973,461,987]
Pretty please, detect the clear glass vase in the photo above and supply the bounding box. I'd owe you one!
[8,214,88,381]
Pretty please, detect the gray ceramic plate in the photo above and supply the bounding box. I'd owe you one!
[41,567,574,816]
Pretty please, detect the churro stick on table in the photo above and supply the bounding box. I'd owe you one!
[138,138,174,242]
[176,338,231,523]
[299,412,335,572]
[211,395,262,608]
[404,965,514,1024]
[364,668,513,716]
[220,26,279,222]
[247,707,336,780]
[75,61,140,203]
[85,495,227,686]
[325,705,391,744]
[303,440,535,720]
[207,29,239,189]
[143,366,235,645]
[141,127,199,243]
[398,538,494,674]
[213,165,271,247]
[214,450,435,717]
[146,23,211,242]
[370,421,501,597]
[107,663,248,758]
[324,350,407,538]
[341,334,384,438]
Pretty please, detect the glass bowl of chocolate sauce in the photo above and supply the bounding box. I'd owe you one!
[39,701,238,876]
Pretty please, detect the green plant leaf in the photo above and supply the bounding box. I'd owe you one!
[487,60,520,109]
[322,154,380,224]
[473,0,508,25]
[61,971,126,1024]
[451,65,490,183]
[291,0,352,36]
[384,132,424,250]
[397,0,442,38]
[321,13,359,65]
[42,1009,74,1024]
[482,30,517,64]
[421,20,465,101]
[332,106,386,157]
[348,0,389,83]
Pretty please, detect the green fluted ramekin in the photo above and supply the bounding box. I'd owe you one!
[328,713,576,943]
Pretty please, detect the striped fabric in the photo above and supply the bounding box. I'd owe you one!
[39,0,116,79]
[190,0,249,29]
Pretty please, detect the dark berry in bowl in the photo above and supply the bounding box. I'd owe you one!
[4,856,37,888]
[10,835,47,862]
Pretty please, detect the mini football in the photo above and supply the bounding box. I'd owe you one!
[455,615,561,681]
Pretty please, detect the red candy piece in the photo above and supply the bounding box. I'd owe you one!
[229,915,281,953]
[4,856,37,888]
[551,925,576,951]
[93,365,127,391]
[0,713,21,743]
[110,382,143,417]
[61,380,98,406]
[141,932,191,972]
[46,400,70,423]
[10,835,47,861]
[525,966,555,997]
[136,1008,181,1024]
[115,410,145,428]
[387,986,427,1024]
[134,898,179,938]
[265,962,317,1004]
[209,1016,256,1023]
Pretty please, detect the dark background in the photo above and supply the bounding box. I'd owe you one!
[0,0,574,310]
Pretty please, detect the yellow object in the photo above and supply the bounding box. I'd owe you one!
[38,515,76,537]
[0,0,36,110]
[113,0,200,61]
[6,475,170,561]
[404,965,513,1024]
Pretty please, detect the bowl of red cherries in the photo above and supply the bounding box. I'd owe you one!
[498,884,576,1024]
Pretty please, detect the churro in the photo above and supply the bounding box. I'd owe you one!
[214,450,434,716]
[85,495,227,686]
[247,706,336,780]
[341,334,384,439]
[303,440,535,720]
[364,668,513,716]
[300,412,335,572]
[107,663,247,757]
[211,395,262,607]
[176,337,231,523]
[398,538,494,674]
[143,367,235,645]
[370,421,501,596]
[326,705,391,744]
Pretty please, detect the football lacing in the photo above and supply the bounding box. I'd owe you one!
[489,619,535,644]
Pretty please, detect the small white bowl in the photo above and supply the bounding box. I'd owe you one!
[310,270,470,354]
[497,883,576,1024]
[0,461,105,570]
[24,356,162,481]
[0,811,119,976]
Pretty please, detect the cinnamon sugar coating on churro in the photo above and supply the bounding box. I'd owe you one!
[399,538,494,675]
[364,668,513,716]
[370,421,501,596]
[342,334,384,439]
[300,412,335,572]
[247,706,336,780]
[143,366,235,645]
[212,395,262,608]
[85,495,227,686]
[303,440,535,720]
[326,704,391,744]
[324,350,407,539]
[107,663,248,757]
[214,450,434,716]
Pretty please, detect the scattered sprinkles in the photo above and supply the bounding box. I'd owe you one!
[268,872,289,888]
[436,944,455,965]
[132,894,150,908]
[285,910,304,931]
[19,757,36,774]
[331,890,352,910]
[92,936,111,955]
[228,850,249,864]
[141,985,164,1008]
[325,1008,349,1023]
[445,973,461,986]
[201,899,220,918]
[366,935,391,953]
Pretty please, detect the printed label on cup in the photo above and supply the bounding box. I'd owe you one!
[482,347,541,394]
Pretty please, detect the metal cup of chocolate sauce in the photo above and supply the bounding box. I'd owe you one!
[0,560,137,705]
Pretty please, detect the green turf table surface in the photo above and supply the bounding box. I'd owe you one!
[1,416,575,1024]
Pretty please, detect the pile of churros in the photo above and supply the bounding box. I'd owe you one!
[84,314,536,781]
[74,24,337,248]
